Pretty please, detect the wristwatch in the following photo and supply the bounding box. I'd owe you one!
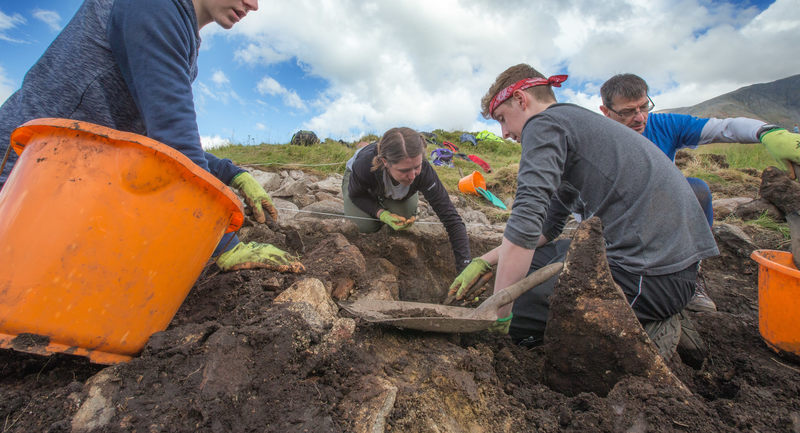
[757,124,781,140]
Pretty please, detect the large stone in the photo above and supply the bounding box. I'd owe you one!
[71,370,119,433]
[713,197,755,219]
[272,198,299,219]
[542,217,689,397]
[314,175,343,194]
[274,278,339,329]
[249,169,282,192]
[272,178,310,198]
[297,199,345,220]
[760,166,800,215]
[733,198,784,221]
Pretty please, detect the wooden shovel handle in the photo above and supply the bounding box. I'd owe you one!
[473,262,564,317]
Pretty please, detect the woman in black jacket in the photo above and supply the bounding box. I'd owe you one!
[342,127,471,272]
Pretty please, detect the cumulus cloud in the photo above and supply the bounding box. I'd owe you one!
[256,76,306,110]
[208,0,799,139]
[0,9,26,42]
[201,135,231,150]
[32,9,61,32]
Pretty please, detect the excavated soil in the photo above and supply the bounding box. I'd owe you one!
[2,207,800,432]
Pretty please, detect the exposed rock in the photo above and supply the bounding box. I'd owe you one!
[543,217,689,397]
[732,198,783,221]
[302,233,367,292]
[354,258,400,301]
[340,376,398,433]
[460,208,491,225]
[713,197,755,219]
[331,277,355,300]
[273,278,338,329]
[297,200,345,220]
[71,370,118,433]
[760,166,800,215]
[314,175,344,194]
[249,169,282,192]
[272,198,299,219]
[315,191,340,202]
[273,178,310,198]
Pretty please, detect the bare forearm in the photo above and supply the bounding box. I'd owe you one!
[493,237,535,317]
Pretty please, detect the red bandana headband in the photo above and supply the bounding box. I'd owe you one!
[489,74,568,116]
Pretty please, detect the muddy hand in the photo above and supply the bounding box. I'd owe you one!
[230,171,278,223]
[379,210,413,231]
[447,258,492,301]
[216,242,305,273]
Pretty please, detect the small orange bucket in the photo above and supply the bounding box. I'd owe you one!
[0,119,244,364]
[458,170,486,195]
[750,249,800,359]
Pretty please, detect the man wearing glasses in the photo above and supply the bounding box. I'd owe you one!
[600,73,800,312]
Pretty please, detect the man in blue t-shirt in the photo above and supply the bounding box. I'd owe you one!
[0,0,304,273]
[599,73,800,312]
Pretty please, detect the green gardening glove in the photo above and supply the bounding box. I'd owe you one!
[760,128,800,176]
[216,242,305,273]
[487,313,513,334]
[378,210,413,231]
[230,172,278,223]
[447,258,492,300]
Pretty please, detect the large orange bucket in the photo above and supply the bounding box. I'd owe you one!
[0,119,244,364]
[457,170,486,195]
[750,249,800,360]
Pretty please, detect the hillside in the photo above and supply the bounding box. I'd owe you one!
[660,74,800,128]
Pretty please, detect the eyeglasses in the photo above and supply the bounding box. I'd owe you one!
[607,95,655,119]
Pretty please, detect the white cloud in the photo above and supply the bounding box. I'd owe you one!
[0,65,16,104]
[211,70,230,86]
[0,9,26,42]
[201,135,231,150]
[256,76,306,110]
[32,9,61,32]
[201,0,800,139]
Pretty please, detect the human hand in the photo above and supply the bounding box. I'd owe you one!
[760,129,800,179]
[230,172,278,223]
[216,242,305,273]
[447,258,492,300]
[378,210,414,231]
[487,313,513,335]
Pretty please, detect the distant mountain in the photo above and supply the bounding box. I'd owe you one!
[659,74,800,128]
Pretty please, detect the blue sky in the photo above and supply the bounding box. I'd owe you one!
[1,0,798,148]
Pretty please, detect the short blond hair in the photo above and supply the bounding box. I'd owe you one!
[480,64,557,118]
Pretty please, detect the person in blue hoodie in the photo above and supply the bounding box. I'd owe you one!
[0,0,304,273]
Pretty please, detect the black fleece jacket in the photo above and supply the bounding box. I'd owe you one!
[347,143,471,271]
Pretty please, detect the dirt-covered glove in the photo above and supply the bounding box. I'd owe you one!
[487,313,512,335]
[230,172,278,223]
[216,242,305,273]
[378,210,414,231]
[760,128,800,178]
[448,258,492,300]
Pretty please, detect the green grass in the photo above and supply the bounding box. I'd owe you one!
[744,212,790,239]
[689,142,776,171]
[210,140,356,176]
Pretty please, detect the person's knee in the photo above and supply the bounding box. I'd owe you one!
[686,177,712,206]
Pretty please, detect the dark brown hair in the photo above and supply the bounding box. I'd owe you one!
[480,63,557,118]
[371,127,427,172]
[600,74,649,108]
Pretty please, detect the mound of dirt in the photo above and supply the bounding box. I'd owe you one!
[2,172,800,432]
